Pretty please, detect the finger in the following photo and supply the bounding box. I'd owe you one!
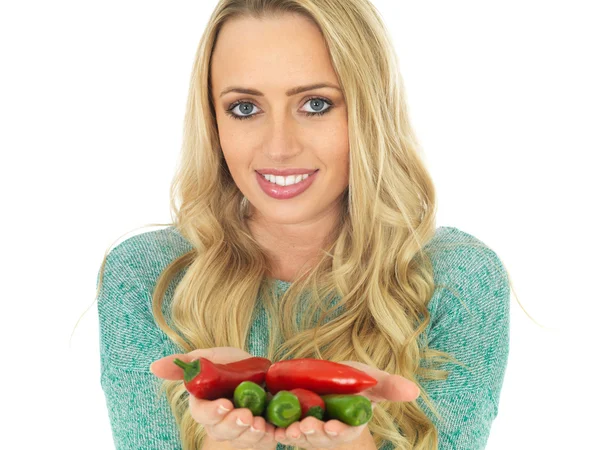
[293,416,355,447]
[189,396,235,427]
[206,407,255,442]
[296,416,329,447]
[149,349,218,380]
[275,420,309,447]
[257,420,277,447]
[227,415,270,449]
[307,417,368,448]
[275,403,376,447]
[188,398,275,448]
[149,347,251,379]
[372,374,420,402]
[247,416,278,449]
[338,360,421,402]
[326,419,369,443]
[149,352,198,380]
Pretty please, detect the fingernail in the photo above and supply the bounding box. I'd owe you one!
[236,418,250,427]
[303,429,315,435]
[325,429,338,436]
[217,405,231,415]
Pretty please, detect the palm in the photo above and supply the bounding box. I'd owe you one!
[149,351,419,449]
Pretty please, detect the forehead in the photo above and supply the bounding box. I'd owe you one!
[211,14,338,91]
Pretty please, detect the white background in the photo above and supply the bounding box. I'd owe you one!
[1,0,597,448]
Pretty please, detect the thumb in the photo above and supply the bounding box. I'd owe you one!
[338,361,420,403]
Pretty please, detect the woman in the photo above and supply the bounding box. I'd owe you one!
[96,0,513,449]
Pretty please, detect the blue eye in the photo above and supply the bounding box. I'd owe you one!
[225,96,333,121]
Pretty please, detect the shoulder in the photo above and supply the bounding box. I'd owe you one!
[98,226,193,370]
[419,226,511,401]
[423,226,511,344]
[104,226,193,290]
[425,226,509,293]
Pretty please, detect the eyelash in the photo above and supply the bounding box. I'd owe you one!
[225,96,333,121]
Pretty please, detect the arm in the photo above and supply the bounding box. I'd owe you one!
[100,365,183,449]
[414,243,511,449]
[97,245,182,449]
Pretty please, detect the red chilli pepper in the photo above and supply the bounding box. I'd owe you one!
[289,388,325,420]
[173,356,272,400]
[266,358,378,395]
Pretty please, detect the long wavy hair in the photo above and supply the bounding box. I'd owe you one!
[87,1,530,449]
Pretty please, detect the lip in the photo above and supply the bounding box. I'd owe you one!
[256,170,319,200]
[256,168,318,176]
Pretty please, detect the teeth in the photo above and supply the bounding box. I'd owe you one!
[262,173,310,186]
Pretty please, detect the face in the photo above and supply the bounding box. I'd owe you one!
[210,13,349,228]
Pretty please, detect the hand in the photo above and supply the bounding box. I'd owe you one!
[273,360,421,449]
[150,347,277,449]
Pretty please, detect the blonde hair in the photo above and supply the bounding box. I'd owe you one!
[85,1,538,448]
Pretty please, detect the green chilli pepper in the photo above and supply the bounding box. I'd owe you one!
[265,390,302,427]
[233,381,267,416]
[321,394,373,426]
[262,391,274,419]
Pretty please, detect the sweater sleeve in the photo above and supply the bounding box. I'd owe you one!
[421,245,510,449]
[97,243,183,449]
[381,244,511,449]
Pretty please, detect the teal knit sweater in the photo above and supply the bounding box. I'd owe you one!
[97,226,510,449]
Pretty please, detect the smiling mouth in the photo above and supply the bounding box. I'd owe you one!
[257,170,318,186]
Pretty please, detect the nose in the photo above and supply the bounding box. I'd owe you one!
[263,113,302,162]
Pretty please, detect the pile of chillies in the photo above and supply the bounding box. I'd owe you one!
[172,357,378,427]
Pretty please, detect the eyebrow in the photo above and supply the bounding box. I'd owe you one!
[219,82,341,98]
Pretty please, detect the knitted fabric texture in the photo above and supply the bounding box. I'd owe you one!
[97,226,510,449]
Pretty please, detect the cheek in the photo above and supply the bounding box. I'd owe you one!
[218,129,252,170]
[327,128,350,180]
[220,146,249,188]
